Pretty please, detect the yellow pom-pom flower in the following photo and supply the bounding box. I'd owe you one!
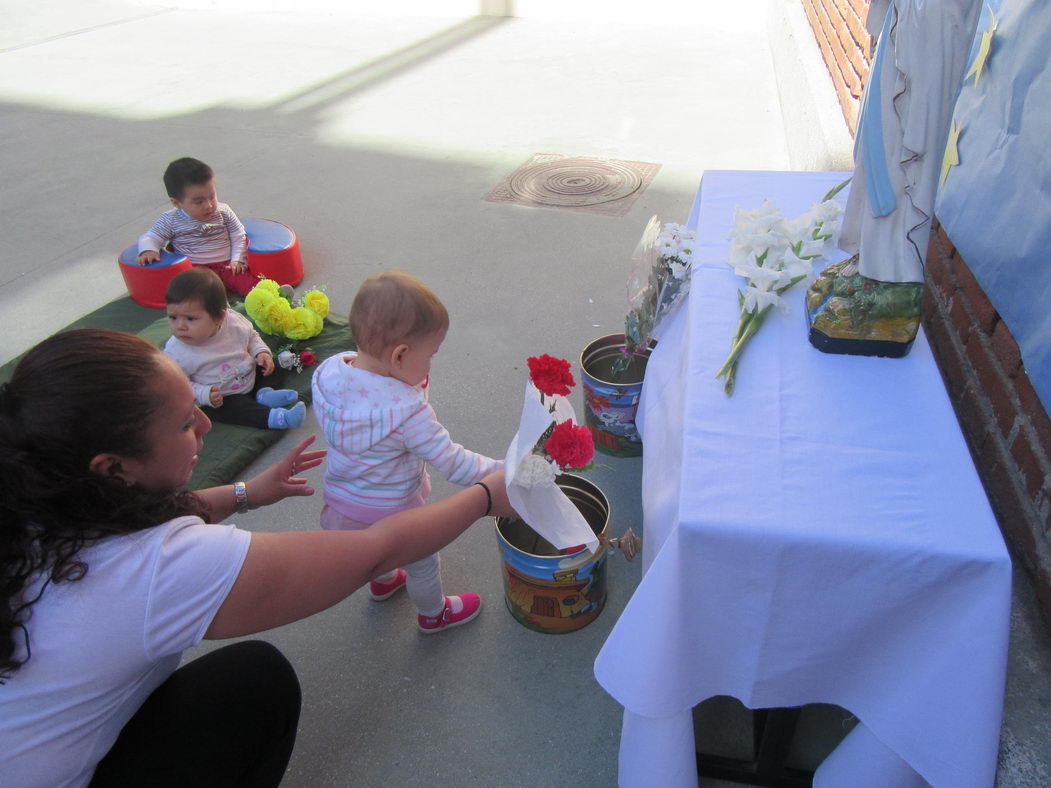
[245,279,328,339]
[285,306,324,340]
[245,287,277,316]
[263,298,293,333]
[255,279,281,295]
[302,289,330,319]
[245,288,278,334]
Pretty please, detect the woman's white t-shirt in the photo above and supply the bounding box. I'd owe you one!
[0,516,251,787]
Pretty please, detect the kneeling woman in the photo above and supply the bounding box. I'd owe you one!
[0,329,510,787]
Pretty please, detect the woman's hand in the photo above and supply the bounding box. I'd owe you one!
[245,435,327,509]
[194,437,326,523]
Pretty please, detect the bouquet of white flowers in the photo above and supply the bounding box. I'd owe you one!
[716,179,849,395]
[613,217,696,379]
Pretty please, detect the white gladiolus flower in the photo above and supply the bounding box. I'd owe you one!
[738,230,782,251]
[718,179,849,395]
[734,260,782,287]
[798,238,826,258]
[779,248,814,284]
[729,201,785,241]
[516,453,558,488]
[743,284,787,314]
[728,244,757,269]
[811,199,843,224]
[782,215,815,247]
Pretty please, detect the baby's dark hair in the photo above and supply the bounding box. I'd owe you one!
[163,157,214,201]
[165,267,228,320]
[350,272,449,357]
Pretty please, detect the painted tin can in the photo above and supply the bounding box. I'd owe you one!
[579,333,652,457]
[495,474,610,634]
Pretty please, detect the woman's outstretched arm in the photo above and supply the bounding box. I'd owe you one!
[205,470,511,639]
[195,435,327,523]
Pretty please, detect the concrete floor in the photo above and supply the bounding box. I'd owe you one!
[2,1,1048,785]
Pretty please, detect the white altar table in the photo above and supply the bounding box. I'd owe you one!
[593,171,1012,787]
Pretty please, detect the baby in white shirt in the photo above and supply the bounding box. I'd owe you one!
[163,268,304,430]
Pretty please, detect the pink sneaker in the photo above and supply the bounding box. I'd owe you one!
[369,568,407,601]
[417,594,482,633]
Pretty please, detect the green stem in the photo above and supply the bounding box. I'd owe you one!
[730,296,750,346]
[716,269,813,393]
[715,304,772,380]
[723,358,738,396]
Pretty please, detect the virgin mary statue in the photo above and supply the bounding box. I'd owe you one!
[807,0,982,356]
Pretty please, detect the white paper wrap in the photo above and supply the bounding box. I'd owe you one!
[503,381,600,554]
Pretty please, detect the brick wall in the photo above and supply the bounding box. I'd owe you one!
[801,0,871,133]
[925,222,1051,627]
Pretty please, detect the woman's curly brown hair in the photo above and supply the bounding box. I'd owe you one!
[1,330,208,679]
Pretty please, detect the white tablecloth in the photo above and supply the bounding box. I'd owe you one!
[593,171,1012,788]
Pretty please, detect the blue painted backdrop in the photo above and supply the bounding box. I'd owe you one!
[935,0,1051,408]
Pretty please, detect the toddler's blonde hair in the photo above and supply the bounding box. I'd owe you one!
[350,271,449,357]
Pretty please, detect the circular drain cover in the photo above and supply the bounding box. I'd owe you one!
[507,158,644,207]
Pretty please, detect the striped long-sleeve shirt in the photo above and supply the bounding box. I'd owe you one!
[138,204,247,266]
[311,351,502,522]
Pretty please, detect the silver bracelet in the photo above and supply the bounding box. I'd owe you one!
[234,481,249,513]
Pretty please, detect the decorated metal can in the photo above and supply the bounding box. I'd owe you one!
[579,333,652,457]
[494,474,610,634]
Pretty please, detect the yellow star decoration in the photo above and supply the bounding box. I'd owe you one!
[965,8,998,87]
[941,119,963,186]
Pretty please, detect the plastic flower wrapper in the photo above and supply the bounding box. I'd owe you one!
[614,216,696,379]
[503,356,599,554]
[715,178,849,395]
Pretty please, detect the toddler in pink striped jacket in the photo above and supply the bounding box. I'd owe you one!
[311,272,502,633]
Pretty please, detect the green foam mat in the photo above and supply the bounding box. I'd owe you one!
[1,296,354,490]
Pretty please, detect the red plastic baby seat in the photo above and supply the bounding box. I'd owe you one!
[244,218,303,287]
[117,245,192,309]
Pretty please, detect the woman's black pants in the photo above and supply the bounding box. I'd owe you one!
[91,640,301,787]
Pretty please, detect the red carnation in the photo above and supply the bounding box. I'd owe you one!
[543,421,594,470]
[527,354,576,397]
[300,350,317,367]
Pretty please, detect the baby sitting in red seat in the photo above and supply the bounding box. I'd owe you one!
[137,157,258,296]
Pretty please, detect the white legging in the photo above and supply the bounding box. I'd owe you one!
[319,504,444,616]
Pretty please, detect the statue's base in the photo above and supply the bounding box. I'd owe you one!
[804,259,922,359]
[806,310,916,358]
